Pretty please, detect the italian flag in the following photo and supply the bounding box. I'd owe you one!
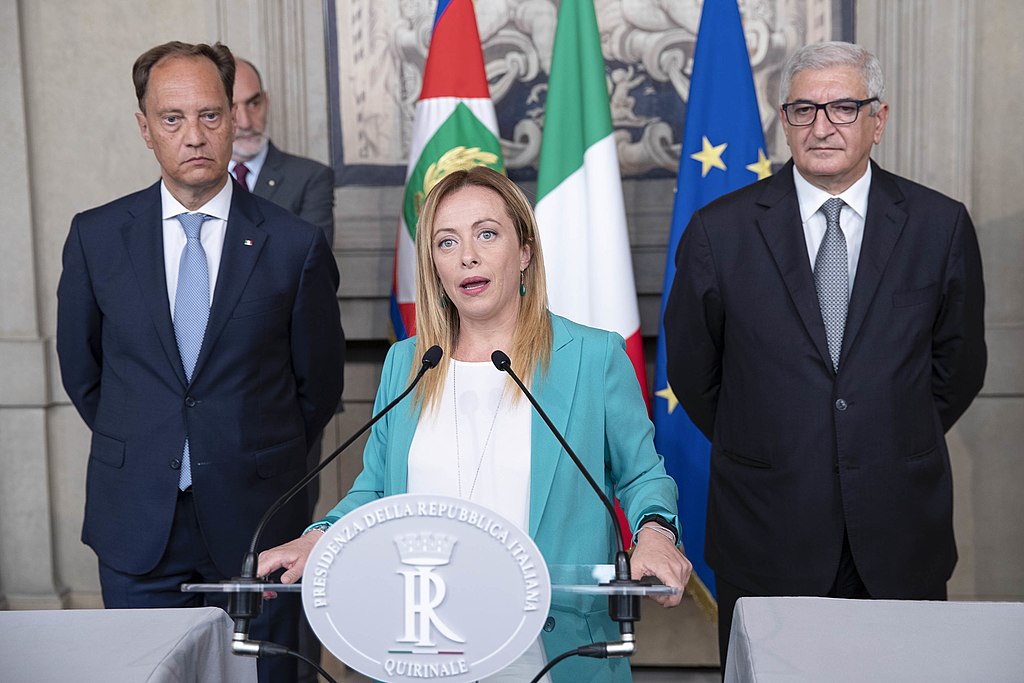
[534,0,649,403]
[391,0,504,339]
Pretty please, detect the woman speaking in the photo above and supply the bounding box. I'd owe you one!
[258,167,691,682]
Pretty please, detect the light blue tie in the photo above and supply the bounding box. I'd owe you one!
[173,213,212,489]
[814,198,848,372]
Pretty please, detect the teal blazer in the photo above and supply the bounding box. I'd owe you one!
[321,314,679,682]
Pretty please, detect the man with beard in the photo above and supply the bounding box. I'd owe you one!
[230,58,335,245]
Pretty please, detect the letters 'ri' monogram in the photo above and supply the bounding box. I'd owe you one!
[395,533,465,647]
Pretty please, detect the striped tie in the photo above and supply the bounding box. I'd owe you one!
[173,212,212,489]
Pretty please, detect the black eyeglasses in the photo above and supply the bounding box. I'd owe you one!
[781,97,879,126]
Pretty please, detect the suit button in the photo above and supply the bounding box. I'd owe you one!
[835,399,848,411]
[543,617,555,632]
[185,396,196,407]
[170,459,181,470]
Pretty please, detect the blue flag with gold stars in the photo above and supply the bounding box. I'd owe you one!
[653,0,770,606]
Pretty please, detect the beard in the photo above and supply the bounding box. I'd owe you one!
[233,131,268,162]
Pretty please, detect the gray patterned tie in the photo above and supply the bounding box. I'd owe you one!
[173,212,212,489]
[814,198,848,372]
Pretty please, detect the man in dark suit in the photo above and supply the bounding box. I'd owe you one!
[230,57,335,245]
[56,42,344,683]
[664,41,986,668]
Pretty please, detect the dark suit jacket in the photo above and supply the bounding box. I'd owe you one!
[664,160,986,598]
[253,142,335,246]
[56,181,345,577]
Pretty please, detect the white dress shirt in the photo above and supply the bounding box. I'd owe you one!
[161,180,233,315]
[793,163,872,294]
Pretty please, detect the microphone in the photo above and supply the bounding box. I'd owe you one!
[491,350,640,661]
[229,345,444,657]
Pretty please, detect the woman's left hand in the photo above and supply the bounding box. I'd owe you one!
[630,525,693,607]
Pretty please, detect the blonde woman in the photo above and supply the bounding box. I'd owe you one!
[260,167,690,682]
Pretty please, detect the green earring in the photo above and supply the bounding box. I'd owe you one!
[519,270,526,297]
[440,292,449,309]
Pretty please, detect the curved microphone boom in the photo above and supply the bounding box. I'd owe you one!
[230,345,443,657]
[490,350,640,664]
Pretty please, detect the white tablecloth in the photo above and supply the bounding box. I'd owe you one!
[0,606,255,682]
[725,596,1024,682]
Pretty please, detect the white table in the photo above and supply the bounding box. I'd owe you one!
[0,606,255,682]
[725,597,1024,682]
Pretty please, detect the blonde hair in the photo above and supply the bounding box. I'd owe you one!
[412,166,552,409]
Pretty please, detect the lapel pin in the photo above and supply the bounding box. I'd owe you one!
[243,239,253,246]
[268,180,276,187]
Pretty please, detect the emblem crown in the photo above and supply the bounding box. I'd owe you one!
[394,532,457,566]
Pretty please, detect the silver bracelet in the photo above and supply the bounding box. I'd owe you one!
[638,523,676,543]
[304,521,331,536]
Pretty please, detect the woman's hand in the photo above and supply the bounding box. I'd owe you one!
[257,531,322,591]
[630,524,693,607]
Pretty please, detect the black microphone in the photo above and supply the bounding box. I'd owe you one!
[491,350,641,660]
[229,345,444,657]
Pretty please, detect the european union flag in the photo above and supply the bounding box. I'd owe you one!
[653,0,770,607]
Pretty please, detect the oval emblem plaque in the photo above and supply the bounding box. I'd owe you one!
[302,493,552,682]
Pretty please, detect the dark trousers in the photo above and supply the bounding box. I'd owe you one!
[715,531,947,675]
[98,489,302,683]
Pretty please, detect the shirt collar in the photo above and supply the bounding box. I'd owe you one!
[160,178,234,221]
[792,163,872,223]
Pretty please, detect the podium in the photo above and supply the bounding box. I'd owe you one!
[185,493,678,682]
[185,564,675,680]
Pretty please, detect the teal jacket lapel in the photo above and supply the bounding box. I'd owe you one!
[528,316,579,537]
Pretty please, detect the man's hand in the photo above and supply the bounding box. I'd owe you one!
[630,524,692,607]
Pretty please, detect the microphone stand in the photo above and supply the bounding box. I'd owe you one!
[227,345,444,660]
[490,351,643,665]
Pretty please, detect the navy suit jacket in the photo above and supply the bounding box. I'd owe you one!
[665,160,986,598]
[253,142,335,246]
[57,181,345,577]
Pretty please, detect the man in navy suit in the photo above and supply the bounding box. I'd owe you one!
[56,41,344,682]
[664,41,986,668]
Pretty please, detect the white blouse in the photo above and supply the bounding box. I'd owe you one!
[407,359,550,681]
[408,359,533,532]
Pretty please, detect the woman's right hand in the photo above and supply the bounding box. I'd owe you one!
[257,531,322,586]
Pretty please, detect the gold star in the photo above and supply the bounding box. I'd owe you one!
[746,148,772,180]
[690,136,727,177]
[656,385,680,415]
